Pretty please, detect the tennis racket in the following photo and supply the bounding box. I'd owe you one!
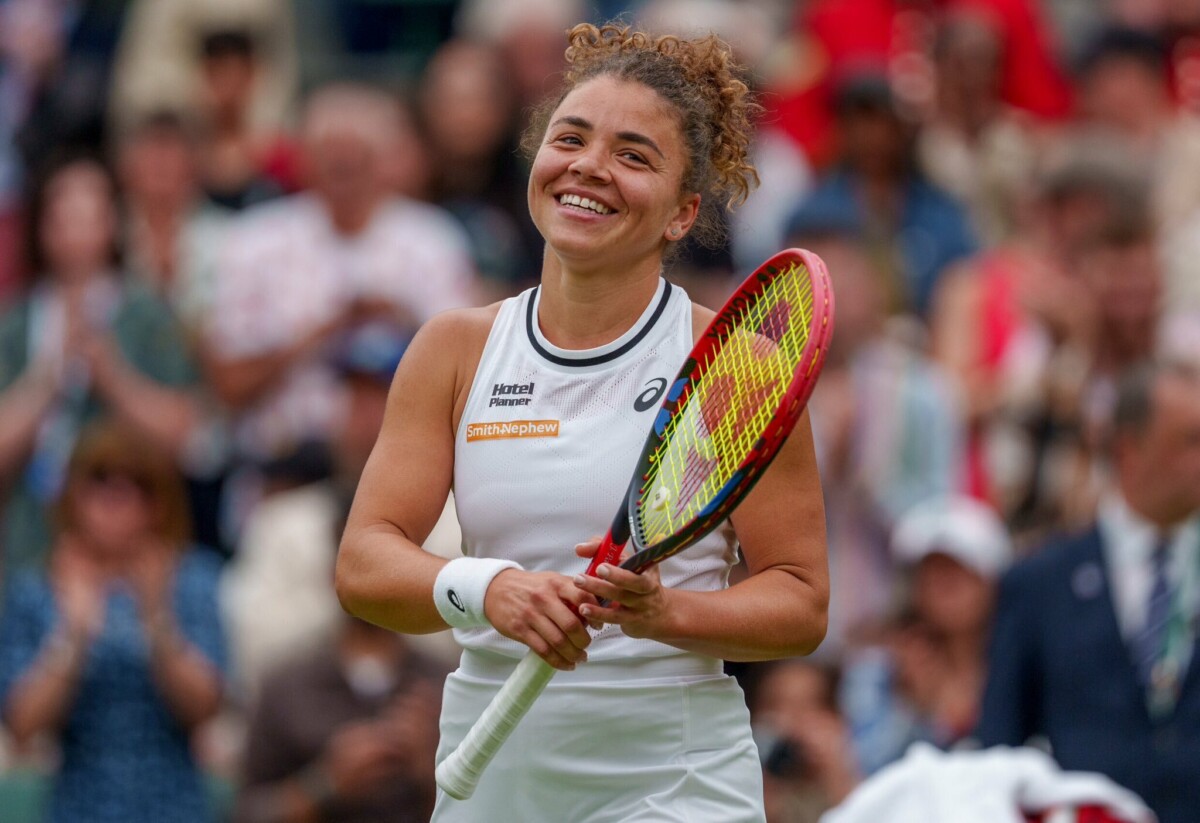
[435,247,835,800]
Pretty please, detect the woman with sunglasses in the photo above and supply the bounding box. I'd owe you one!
[0,421,228,823]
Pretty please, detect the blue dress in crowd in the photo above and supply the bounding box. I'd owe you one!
[0,548,228,823]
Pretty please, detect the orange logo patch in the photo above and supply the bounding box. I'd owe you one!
[465,420,561,442]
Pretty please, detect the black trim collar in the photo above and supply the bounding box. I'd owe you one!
[525,280,673,368]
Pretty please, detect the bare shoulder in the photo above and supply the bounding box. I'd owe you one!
[395,302,504,431]
[412,303,503,351]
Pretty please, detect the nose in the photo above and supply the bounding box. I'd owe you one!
[568,147,610,182]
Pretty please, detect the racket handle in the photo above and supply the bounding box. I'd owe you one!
[435,650,557,800]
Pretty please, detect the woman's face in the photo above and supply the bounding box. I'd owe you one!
[39,162,117,278]
[527,75,700,273]
[70,469,154,559]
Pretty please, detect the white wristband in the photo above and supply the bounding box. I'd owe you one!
[433,557,522,629]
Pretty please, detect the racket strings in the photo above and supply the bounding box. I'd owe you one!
[636,264,816,545]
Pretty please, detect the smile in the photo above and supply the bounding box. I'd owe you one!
[557,193,613,215]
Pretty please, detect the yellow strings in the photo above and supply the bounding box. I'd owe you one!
[638,263,815,545]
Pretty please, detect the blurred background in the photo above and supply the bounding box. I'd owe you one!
[1,0,1199,821]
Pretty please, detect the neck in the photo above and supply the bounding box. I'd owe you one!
[536,249,663,349]
[942,628,984,671]
[323,194,383,236]
[55,266,105,289]
[1120,479,1194,531]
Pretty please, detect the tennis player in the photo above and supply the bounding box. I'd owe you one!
[336,23,829,821]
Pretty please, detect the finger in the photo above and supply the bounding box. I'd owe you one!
[579,601,629,625]
[595,563,657,595]
[573,536,605,559]
[572,573,634,606]
[524,613,589,670]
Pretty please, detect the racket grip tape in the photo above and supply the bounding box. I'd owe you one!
[435,650,557,800]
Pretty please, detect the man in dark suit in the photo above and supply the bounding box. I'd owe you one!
[976,359,1200,823]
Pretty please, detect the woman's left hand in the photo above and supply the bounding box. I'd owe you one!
[128,543,176,621]
[572,538,671,640]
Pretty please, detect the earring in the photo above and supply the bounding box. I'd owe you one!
[670,228,680,238]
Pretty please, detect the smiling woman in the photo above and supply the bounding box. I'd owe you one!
[336,21,829,822]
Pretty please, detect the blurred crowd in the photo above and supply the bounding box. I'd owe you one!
[0,0,1199,821]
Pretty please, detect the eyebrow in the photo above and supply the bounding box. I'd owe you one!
[550,115,666,159]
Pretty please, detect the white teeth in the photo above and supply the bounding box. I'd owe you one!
[559,193,612,215]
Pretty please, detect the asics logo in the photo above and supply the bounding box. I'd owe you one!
[634,377,668,412]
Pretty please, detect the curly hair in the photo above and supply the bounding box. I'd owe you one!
[522,23,761,250]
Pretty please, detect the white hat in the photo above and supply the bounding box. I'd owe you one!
[890,495,1013,580]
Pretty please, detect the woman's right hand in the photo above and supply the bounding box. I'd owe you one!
[483,569,597,671]
[51,541,106,641]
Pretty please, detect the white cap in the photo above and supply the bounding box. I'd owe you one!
[890,495,1013,580]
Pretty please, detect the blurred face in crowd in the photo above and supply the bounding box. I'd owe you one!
[912,553,995,635]
[68,468,155,561]
[420,41,515,163]
[934,14,1003,118]
[39,160,118,280]
[802,236,883,362]
[755,662,835,725]
[119,124,198,209]
[301,89,401,223]
[1118,371,1200,525]
[200,51,257,122]
[1081,55,1170,136]
[838,102,911,180]
[1078,236,1162,359]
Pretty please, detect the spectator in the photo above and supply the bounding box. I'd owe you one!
[785,69,978,319]
[115,110,230,341]
[760,0,1072,169]
[976,359,1200,823]
[192,29,293,211]
[1072,26,1200,237]
[0,421,228,823]
[0,154,201,570]
[417,39,541,296]
[230,615,446,823]
[916,7,1042,246]
[749,659,860,823]
[203,82,479,469]
[108,0,298,150]
[840,495,1012,776]
[1069,209,1170,444]
[927,140,1148,538]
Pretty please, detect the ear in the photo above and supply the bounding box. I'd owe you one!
[664,193,702,243]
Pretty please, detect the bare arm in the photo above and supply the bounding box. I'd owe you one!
[334,313,467,632]
[204,319,340,412]
[87,340,201,456]
[143,613,224,729]
[0,369,57,477]
[929,263,994,421]
[3,626,91,745]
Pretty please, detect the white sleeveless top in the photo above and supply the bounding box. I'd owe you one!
[452,278,738,670]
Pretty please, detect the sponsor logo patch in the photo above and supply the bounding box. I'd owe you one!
[465,419,560,442]
[490,381,535,407]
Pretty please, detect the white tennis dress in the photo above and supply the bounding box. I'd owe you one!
[433,278,765,822]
